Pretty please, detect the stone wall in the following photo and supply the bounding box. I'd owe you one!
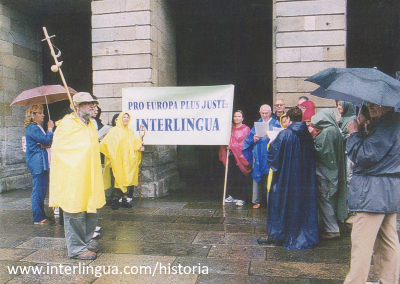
[92,0,179,197]
[0,3,42,193]
[273,0,347,108]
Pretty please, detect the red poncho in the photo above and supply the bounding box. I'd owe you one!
[219,124,252,176]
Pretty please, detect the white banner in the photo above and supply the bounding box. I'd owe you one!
[122,85,234,145]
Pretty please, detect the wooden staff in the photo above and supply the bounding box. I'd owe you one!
[222,148,230,205]
[41,27,76,113]
[138,125,146,208]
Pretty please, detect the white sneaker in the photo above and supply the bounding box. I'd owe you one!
[236,200,245,206]
[225,195,238,203]
[95,226,102,232]
[92,232,101,239]
[54,207,59,215]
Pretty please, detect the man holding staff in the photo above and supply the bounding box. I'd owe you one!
[49,92,105,260]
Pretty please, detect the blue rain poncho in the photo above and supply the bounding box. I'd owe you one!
[242,118,281,182]
[267,122,319,249]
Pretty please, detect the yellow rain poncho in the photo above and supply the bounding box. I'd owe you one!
[49,114,105,213]
[100,112,143,193]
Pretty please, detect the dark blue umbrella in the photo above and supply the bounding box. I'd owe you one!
[305,67,400,107]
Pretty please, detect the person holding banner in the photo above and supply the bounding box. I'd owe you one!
[242,104,281,209]
[220,110,252,206]
[100,112,145,210]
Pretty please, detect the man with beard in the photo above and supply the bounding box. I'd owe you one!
[49,92,105,260]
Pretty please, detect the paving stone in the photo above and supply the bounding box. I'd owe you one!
[139,200,188,209]
[266,246,350,264]
[7,267,97,284]
[193,232,259,246]
[176,216,224,224]
[0,186,395,282]
[0,197,33,210]
[141,230,198,244]
[20,250,96,265]
[213,209,250,218]
[16,237,67,251]
[174,257,249,275]
[0,248,35,261]
[99,206,159,216]
[99,227,149,241]
[224,217,265,226]
[197,273,310,284]
[250,261,349,279]
[92,272,198,283]
[98,240,211,257]
[108,213,179,223]
[0,260,39,283]
[154,208,216,216]
[208,245,266,261]
[183,202,223,210]
[93,253,175,266]
[0,236,33,248]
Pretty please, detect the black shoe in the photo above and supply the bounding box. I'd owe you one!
[111,199,119,210]
[121,198,132,208]
[257,236,275,245]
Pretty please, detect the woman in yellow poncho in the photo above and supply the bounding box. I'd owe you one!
[100,112,144,210]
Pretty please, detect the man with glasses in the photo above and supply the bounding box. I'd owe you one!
[344,102,400,284]
[243,104,281,209]
[271,99,286,121]
[49,92,105,260]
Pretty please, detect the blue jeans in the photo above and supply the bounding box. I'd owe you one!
[31,171,48,222]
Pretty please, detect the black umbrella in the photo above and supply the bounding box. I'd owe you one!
[306,67,400,107]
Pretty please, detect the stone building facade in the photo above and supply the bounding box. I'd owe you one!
[1,0,347,194]
[0,4,42,193]
[273,0,346,108]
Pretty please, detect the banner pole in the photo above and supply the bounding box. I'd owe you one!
[138,125,146,208]
[222,148,230,205]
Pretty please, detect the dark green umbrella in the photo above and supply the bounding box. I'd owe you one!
[305,67,400,107]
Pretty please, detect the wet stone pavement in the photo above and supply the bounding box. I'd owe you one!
[0,185,396,283]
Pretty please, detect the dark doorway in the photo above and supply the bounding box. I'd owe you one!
[7,0,92,124]
[347,0,400,77]
[171,1,273,188]
[39,1,92,123]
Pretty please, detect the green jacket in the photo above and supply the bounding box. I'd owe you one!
[339,101,357,138]
[312,108,348,220]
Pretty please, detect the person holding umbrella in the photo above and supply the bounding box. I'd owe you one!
[344,103,400,284]
[24,105,54,224]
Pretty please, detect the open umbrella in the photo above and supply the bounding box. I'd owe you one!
[305,68,400,107]
[10,85,77,106]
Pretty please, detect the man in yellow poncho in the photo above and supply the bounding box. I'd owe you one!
[49,92,105,260]
[100,112,144,210]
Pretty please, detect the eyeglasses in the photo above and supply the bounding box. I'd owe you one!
[366,102,378,108]
[80,102,97,106]
[274,104,285,107]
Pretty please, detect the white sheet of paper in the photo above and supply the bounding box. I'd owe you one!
[254,122,269,136]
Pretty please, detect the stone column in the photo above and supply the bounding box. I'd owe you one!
[92,0,179,197]
[0,3,42,193]
[273,0,347,108]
